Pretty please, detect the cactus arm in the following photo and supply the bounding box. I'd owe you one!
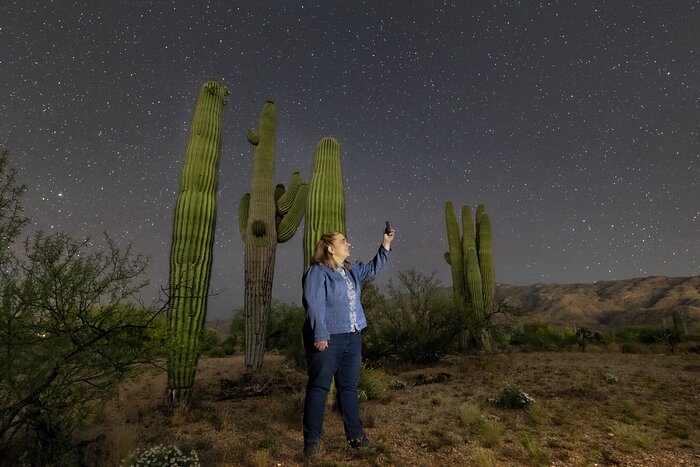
[274,184,286,204]
[461,205,475,251]
[445,201,466,308]
[238,193,250,240]
[460,204,475,307]
[277,171,303,214]
[477,212,495,309]
[465,246,485,317]
[246,129,259,145]
[474,203,486,245]
[277,183,309,243]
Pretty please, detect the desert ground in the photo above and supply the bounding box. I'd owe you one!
[82,345,700,466]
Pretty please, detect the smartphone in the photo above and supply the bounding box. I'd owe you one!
[385,221,392,234]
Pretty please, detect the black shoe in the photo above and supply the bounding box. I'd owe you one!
[348,435,377,450]
[304,441,322,458]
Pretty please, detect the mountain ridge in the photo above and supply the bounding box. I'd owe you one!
[496,275,700,330]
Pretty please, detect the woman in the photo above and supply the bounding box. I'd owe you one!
[302,228,395,457]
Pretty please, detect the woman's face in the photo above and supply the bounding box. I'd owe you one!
[329,234,351,262]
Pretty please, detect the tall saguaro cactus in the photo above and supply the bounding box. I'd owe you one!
[166,79,228,408]
[238,100,308,376]
[444,201,494,352]
[303,137,346,268]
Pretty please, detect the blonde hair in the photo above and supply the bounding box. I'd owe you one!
[312,231,351,269]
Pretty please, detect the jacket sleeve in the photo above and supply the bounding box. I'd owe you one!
[302,266,330,341]
[355,245,390,282]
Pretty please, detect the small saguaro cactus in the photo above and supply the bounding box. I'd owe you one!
[238,100,308,376]
[303,137,346,269]
[663,309,687,353]
[166,79,229,408]
[444,201,495,352]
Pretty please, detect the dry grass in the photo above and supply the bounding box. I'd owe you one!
[80,350,700,466]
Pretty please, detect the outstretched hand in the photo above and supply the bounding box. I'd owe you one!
[383,228,395,250]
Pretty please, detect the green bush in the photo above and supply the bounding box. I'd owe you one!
[199,328,222,356]
[206,347,227,358]
[221,336,236,355]
[496,384,535,409]
[229,311,245,349]
[0,151,164,463]
[358,363,391,401]
[509,322,577,351]
[363,270,463,363]
[613,327,665,344]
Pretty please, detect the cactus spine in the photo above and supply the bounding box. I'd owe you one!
[445,201,494,352]
[238,100,308,376]
[303,137,346,268]
[166,79,228,408]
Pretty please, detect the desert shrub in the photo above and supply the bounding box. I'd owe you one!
[459,402,481,427]
[229,311,246,348]
[605,373,619,384]
[609,421,653,452]
[363,270,463,363]
[266,302,306,365]
[479,419,505,447]
[527,402,548,425]
[496,384,535,409]
[0,151,165,464]
[206,347,227,358]
[121,443,200,466]
[520,434,548,465]
[472,447,496,467]
[509,322,577,351]
[199,328,222,356]
[358,363,390,401]
[613,326,665,344]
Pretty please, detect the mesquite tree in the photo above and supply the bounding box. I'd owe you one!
[0,151,160,464]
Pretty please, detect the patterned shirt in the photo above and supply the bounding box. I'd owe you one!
[337,266,359,331]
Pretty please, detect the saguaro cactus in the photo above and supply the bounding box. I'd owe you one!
[303,137,346,269]
[238,100,308,376]
[444,201,494,352]
[166,79,228,408]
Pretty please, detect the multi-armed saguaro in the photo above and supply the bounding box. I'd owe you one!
[303,137,346,268]
[238,100,308,376]
[444,202,495,351]
[166,79,229,408]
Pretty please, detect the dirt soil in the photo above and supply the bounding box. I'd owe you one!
[81,348,700,466]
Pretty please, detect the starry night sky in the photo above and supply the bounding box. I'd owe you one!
[2,1,698,320]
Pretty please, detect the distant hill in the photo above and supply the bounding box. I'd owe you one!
[207,276,700,332]
[497,275,700,330]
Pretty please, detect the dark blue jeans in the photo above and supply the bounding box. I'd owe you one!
[303,328,363,444]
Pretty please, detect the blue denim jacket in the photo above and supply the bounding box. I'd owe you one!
[302,245,390,341]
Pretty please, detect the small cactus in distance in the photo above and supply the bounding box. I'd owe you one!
[444,201,494,352]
